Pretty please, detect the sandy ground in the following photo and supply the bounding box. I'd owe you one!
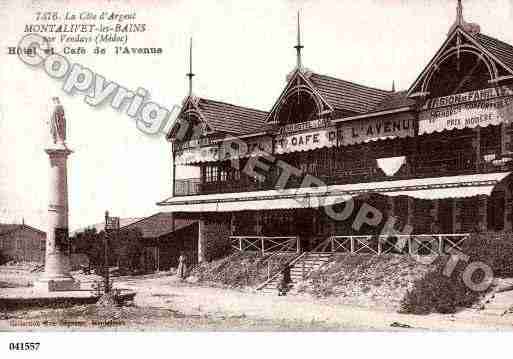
[2,273,513,331]
[115,275,513,331]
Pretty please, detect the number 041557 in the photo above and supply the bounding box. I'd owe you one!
[9,342,40,351]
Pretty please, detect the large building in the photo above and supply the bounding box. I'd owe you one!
[158,1,513,262]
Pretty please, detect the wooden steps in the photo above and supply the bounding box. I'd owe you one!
[258,252,334,294]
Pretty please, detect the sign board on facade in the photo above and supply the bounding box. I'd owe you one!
[421,85,513,110]
[280,118,331,134]
[219,136,274,160]
[419,95,513,135]
[338,114,414,145]
[175,145,219,165]
[274,127,339,154]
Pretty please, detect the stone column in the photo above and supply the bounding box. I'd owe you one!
[34,147,77,291]
[198,217,205,263]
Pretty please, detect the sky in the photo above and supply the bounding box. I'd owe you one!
[1,0,513,231]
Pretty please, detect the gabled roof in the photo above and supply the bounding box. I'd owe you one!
[407,26,513,97]
[0,224,46,237]
[172,96,269,137]
[120,212,196,239]
[195,98,269,135]
[474,33,513,74]
[308,72,391,114]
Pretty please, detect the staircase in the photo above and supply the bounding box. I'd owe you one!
[257,252,333,294]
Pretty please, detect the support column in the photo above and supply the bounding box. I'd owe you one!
[198,217,206,263]
[478,195,488,232]
[453,198,462,233]
[505,185,512,232]
[430,199,439,232]
[34,147,77,291]
[473,127,481,171]
[197,214,231,263]
[407,197,414,230]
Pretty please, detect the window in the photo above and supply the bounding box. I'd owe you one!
[16,239,22,250]
[276,89,318,125]
[40,240,45,251]
[204,165,219,183]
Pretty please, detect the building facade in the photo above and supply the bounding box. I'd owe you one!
[159,2,513,262]
[0,224,46,263]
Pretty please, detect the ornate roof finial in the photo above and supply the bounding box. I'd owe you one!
[392,80,396,92]
[448,0,480,36]
[456,0,463,26]
[186,37,195,96]
[294,11,304,70]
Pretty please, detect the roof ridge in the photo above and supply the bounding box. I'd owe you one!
[310,71,391,94]
[120,212,166,229]
[199,97,268,114]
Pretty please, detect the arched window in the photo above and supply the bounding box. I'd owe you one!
[426,51,492,98]
[276,88,319,125]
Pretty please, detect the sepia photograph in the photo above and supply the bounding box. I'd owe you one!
[2,0,513,356]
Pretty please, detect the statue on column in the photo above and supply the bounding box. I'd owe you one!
[50,97,66,145]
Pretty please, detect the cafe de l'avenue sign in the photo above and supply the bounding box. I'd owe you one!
[275,115,414,153]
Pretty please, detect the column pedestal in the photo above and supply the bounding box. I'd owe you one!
[34,146,78,292]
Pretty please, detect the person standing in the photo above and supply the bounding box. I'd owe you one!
[177,252,187,280]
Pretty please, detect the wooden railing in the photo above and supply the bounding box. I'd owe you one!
[230,236,300,255]
[328,233,469,255]
[174,178,201,196]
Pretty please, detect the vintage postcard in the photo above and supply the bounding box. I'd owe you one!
[2,0,513,356]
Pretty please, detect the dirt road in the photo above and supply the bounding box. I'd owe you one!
[117,276,513,331]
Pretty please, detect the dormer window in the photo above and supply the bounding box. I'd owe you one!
[276,88,319,125]
[427,51,492,98]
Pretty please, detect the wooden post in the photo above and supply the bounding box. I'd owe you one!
[239,237,243,252]
[505,186,512,232]
[350,236,354,254]
[478,195,488,232]
[474,127,481,171]
[453,199,462,233]
[261,237,265,255]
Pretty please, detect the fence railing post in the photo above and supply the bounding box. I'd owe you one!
[377,236,382,255]
[261,237,265,255]
[239,237,243,252]
[350,236,355,254]
[330,236,334,252]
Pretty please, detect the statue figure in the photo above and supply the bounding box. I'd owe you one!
[50,97,66,145]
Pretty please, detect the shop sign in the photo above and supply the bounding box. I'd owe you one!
[175,145,219,165]
[421,85,513,110]
[280,118,331,134]
[419,96,513,134]
[219,136,273,160]
[275,127,339,154]
[338,114,414,145]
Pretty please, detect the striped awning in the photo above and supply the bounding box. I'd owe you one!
[158,172,510,212]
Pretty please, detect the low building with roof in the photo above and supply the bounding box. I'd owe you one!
[119,212,198,272]
[0,223,46,263]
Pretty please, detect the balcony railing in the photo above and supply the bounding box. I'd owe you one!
[174,178,201,196]
[173,149,508,196]
[230,236,300,254]
[329,234,469,255]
